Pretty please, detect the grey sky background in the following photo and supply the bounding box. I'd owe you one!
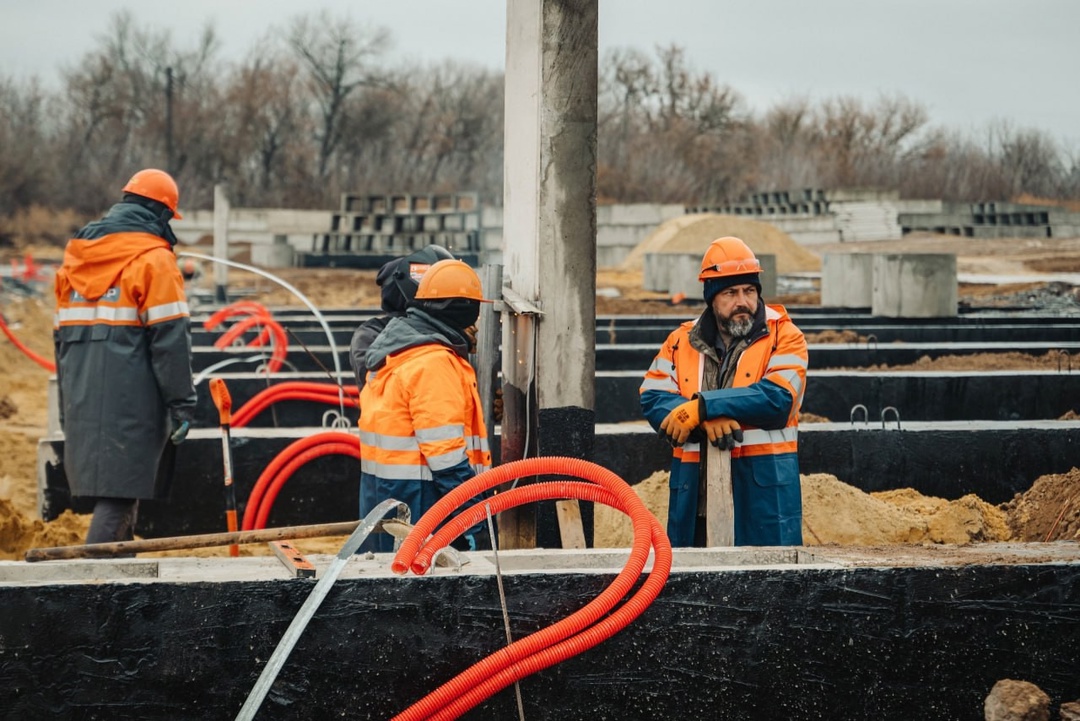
[2,0,1077,145]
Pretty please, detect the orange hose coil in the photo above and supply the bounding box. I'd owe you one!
[203,301,288,373]
[390,457,672,721]
[252,442,360,529]
[231,382,359,428]
[241,431,360,530]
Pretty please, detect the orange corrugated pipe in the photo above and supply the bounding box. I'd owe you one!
[252,441,360,529]
[419,484,669,721]
[204,301,288,373]
[241,431,360,530]
[390,457,671,721]
[0,313,56,372]
[231,382,359,428]
[213,313,288,373]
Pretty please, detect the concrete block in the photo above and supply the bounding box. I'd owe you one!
[872,253,957,318]
[821,253,874,308]
[250,241,295,268]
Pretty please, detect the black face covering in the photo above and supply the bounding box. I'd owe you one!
[418,298,480,331]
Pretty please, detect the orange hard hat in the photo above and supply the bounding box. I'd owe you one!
[698,236,761,281]
[414,259,492,303]
[123,169,183,220]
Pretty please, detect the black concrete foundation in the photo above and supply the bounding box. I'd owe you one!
[0,556,1076,720]
[38,421,1080,537]
[186,370,1080,428]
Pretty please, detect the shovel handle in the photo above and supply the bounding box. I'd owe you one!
[210,377,232,425]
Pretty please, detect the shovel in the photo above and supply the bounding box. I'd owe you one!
[210,378,240,556]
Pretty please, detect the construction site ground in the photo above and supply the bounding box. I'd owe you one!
[2,230,1080,562]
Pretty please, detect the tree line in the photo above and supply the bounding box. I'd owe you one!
[1,10,1077,228]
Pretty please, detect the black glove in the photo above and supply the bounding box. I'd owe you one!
[169,416,191,445]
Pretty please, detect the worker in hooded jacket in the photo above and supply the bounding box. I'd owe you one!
[53,168,197,545]
[348,244,454,391]
[357,259,493,552]
[640,236,808,547]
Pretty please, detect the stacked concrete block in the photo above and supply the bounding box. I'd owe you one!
[691,188,904,246]
[899,200,1080,239]
[319,192,484,258]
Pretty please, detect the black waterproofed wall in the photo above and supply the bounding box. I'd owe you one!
[1,563,1077,720]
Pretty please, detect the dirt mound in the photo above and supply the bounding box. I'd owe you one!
[0,500,87,560]
[1002,467,1080,541]
[595,471,1032,548]
[618,213,822,275]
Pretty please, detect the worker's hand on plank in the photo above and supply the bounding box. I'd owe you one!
[702,417,743,450]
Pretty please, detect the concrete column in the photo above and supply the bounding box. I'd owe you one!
[501,0,598,549]
[213,184,230,303]
[872,253,958,318]
[822,253,874,308]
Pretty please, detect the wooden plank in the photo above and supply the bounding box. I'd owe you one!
[705,445,735,546]
[555,500,587,549]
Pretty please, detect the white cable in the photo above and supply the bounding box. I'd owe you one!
[178,251,346,418]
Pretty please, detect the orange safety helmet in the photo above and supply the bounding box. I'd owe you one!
[414,259,492,303]
[122,169,183,220]
[698,236,761,281]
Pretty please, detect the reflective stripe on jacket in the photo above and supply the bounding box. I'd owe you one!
[358,321,491,483]
[640,304,808,546]
[53,202,195,500]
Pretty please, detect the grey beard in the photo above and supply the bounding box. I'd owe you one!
[720,315,754,338]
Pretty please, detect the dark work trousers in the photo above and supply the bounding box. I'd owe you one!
[86,498,139,546]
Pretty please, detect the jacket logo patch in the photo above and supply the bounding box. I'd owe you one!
[70,287,120,302]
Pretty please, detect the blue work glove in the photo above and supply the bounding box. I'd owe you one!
[169,416,191,445]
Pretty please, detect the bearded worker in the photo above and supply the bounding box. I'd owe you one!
[639,236,808,547]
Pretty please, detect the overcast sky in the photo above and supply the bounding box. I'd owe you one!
[2,0,1077,145]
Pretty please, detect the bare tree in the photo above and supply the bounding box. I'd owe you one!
[284,11,390,181]
[0,77,55,214]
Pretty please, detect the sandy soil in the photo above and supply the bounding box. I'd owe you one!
[2,229,1079,561]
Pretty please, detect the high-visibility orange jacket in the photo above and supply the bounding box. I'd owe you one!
[53,202,195,501]
[640,302,807,546]
[357,308,490,549]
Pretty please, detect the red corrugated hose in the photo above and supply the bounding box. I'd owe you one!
[391,456,672,721]
[241,431,360,531]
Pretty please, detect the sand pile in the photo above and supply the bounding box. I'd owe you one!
[592,470,1052,548]
[618,213,822,275]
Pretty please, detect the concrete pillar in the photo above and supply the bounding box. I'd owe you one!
[872,253,958,318]
[501,0,598,549]
[213,184,230,303]
[822,253,874,308]
[757,254,777,300]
